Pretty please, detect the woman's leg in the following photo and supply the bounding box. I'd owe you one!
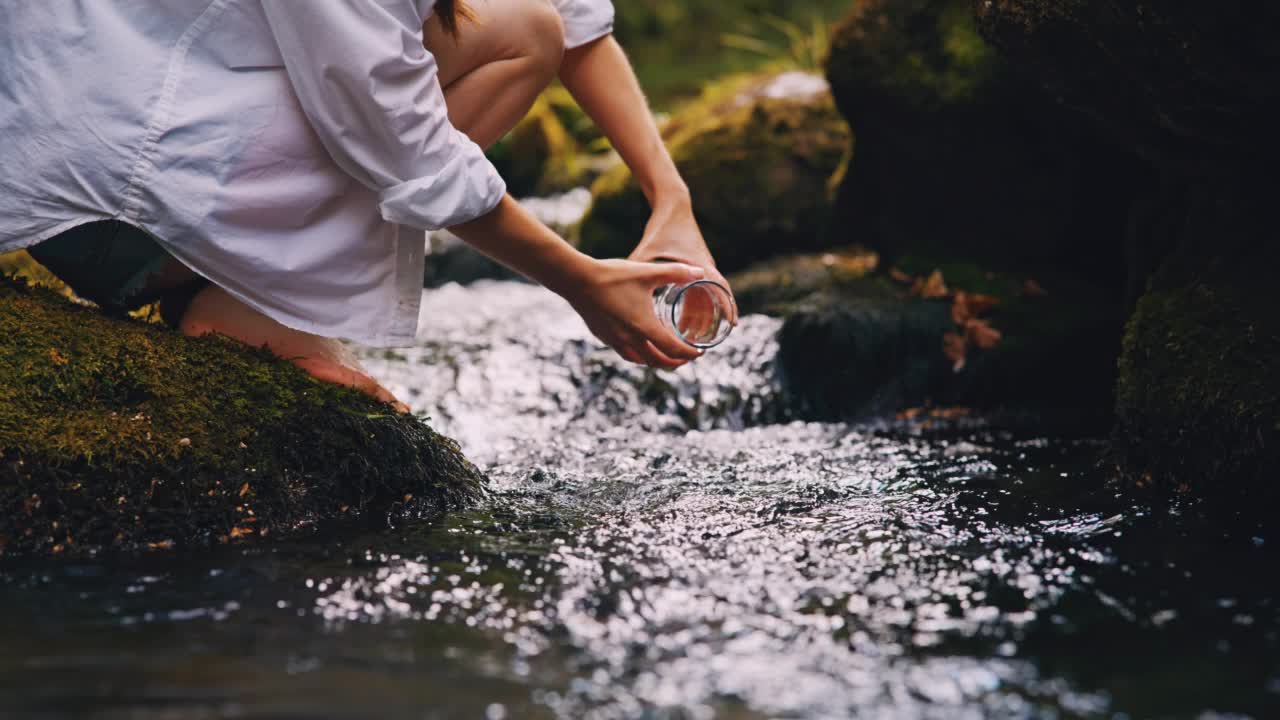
[176,0,565,408]
[426,0,566,149]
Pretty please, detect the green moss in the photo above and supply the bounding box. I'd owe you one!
[486,94,583,197]
[577,72,851,272]
[1114,253,1280,496]
[0,250,69,295]
[0,276,486,557]
[826,0,1000,115]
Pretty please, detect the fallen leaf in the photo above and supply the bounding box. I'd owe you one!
[897,407,924,420]
[943,331,967,372]
[889,268,913,284]
[48,348,68,366]
[967,293,1001,314]
[238,482,251,498]
[965,318,1003,350]
[951,291,972,325]
[920,270,950,299]
[229,526,255,539]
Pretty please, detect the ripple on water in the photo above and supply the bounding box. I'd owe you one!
[0,281,1275,719]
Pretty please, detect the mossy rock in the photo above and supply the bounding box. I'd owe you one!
[971,2,1280,495]
[973,0,1280,173]
[728,245,890,316]
[0,276,486,558]
[1113,187,1280,499]
[577,71,852,273]
[542,85,606,151]
[486,93,583,197]
[737,250,1121,419]
[824,0,1140,282]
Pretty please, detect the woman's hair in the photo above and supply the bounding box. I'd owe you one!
[435,0,473,36]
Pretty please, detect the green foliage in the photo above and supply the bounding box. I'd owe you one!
[721,14,833,73]
[826,0,1001,114]
[0,276,486,557]
[613,0,852,107]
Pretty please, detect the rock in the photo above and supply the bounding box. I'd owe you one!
[732,251,1120,420]
[0,276,486,558]
[824,0,1140,283]
[1111,184,1280,500]
[486,93,583,198]
[577,71,852,273]
[973,1,1280,174]
[973,1,1280,495]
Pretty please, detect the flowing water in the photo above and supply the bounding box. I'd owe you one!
[1,278,1277,719]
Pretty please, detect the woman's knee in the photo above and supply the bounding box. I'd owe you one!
[516,0,566,81]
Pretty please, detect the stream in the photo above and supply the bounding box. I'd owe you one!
[0,245,1277,718]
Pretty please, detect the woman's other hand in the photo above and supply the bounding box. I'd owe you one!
[563,258,707,370]
[628,202,739,327]
[558,37,738,326]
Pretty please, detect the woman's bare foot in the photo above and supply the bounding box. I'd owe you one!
[179,285,410,413]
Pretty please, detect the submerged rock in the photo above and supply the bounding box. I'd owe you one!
[577,71,852,273]
[0,276,486,558]
[732,250,1120,419]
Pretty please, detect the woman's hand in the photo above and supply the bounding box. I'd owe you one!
[561,258,708,370]
[451,197,710,370]
[559,37,738,326]
[628,202,739,326]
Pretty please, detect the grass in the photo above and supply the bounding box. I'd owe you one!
[614,0,852,108]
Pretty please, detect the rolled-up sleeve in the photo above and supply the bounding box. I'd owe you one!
[261,0,505,230]
[550,0,615,48]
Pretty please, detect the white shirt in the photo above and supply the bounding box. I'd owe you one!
[0,0,614,346]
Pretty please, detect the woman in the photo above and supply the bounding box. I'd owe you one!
[0,0,735,410]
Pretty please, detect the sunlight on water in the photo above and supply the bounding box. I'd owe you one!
[0,280,1276,719]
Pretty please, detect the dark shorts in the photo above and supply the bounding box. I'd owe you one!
[27,220,207,327]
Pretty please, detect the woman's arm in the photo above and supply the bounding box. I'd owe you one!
[451,195,706,368]
[559,36,737,322]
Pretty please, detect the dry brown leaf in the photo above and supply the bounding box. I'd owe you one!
[897,407,924,420]
[951,291,972,325]
[967,293,1001,314]
[943,331,967,372]
[920,270,950,299]
[889,268,913,284]
[965,318,1003,350]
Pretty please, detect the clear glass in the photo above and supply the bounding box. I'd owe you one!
[652,280,734,349]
